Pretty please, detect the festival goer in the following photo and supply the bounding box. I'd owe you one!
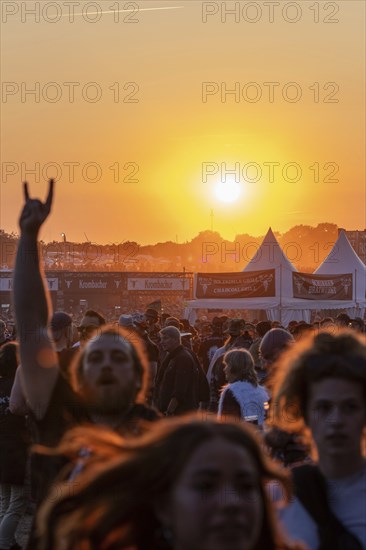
[335,312,351,328]
[0,343,28,550]
[118,313,159,403]
[259,328,308,466]
[290,323,313,341]
[218,349,269,427]
[35,416,305,550]
[319,317,334,329]
[163,318,193,351]
[259,328,294,389]
[155,327,200,416]
[160,313,170,326]
[12,181,159,505]
[207,319,252,412]
[249,320,272,381]
[163,317,181,330]
[144,308,161,344]
[75,309,106,349]
[198,317,226,374]
[50,311,78,378]
[272,330,366,549]
[349,317,365,334]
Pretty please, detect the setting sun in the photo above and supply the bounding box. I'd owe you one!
[214,176,242,204]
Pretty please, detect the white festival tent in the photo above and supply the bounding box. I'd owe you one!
[312,230,366,318]
[242,228,311,325]
[184,228,311,326]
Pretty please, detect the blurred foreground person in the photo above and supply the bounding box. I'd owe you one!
[272,330,366,549]
[36,416,305,550]
[0,321,11,349]
[0,343,28,550]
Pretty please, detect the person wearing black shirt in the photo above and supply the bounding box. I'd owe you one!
[12,181,160,510]
[155,326,200,415]
[198,317,226,374]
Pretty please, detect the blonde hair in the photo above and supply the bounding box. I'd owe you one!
[224,348,258,385]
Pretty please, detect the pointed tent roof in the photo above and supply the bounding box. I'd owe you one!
[243,228,296,273]
[315,230,366,274]
[315,230,366,303]
[243,228,297,298]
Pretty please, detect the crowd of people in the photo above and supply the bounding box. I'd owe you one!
[0,180,365,549]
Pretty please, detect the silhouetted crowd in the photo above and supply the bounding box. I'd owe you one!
[0,181,365,549]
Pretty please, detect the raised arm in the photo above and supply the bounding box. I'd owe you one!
[13,180,59,419]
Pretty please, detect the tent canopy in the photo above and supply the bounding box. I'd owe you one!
[184,229,366,324]
[185,228,310,324]
[315,230,366,305]
[243,227,297,299]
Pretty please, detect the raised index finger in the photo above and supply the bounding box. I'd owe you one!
[23,182,30,202]
[45,178,54,211]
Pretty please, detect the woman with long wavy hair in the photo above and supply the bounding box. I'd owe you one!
[36,415,305,550]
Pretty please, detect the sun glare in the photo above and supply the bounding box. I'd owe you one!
[214,177,241,203]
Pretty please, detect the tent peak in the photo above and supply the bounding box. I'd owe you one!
[263,227,278,243]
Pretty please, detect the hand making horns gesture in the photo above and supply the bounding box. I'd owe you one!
[19,179,54,234]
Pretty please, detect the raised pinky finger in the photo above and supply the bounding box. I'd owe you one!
[45,179,54,211]
[23,182,30,201]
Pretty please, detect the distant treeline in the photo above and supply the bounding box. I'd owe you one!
[0,223,338,273]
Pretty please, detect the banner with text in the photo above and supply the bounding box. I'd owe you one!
[127,277,189,292]
[61,273,123,293]
[195,270,275,299]
[0,277,59,292]
[292,272,353,300]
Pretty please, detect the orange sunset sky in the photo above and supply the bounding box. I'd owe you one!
[1,0,365,245]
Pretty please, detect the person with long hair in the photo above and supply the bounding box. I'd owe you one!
[271,329,366,549]
[35,416,305,550]
[218,349,269,427]
[12,181,159,507]
[206,319,253,412]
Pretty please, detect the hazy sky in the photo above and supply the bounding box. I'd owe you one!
[1,0,365,244]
